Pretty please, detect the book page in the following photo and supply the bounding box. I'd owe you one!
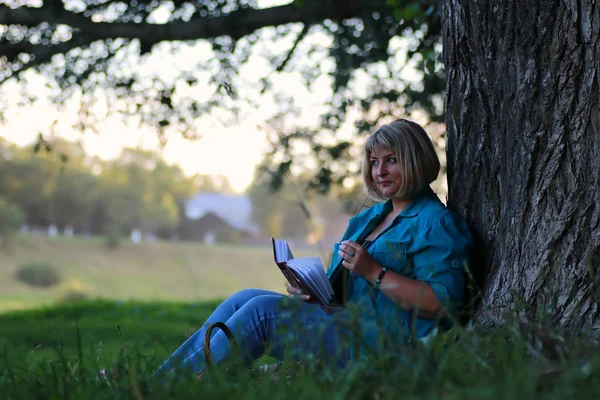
[312,259,334,301]
[299,257,333,302]
[300,257,332,302]
[287,259,326,304]
[287,257,333,305]
[273,238,294,263]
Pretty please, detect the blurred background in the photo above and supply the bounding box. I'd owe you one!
[0,0,447,313]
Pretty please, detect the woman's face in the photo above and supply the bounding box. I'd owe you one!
[370,146,403,198]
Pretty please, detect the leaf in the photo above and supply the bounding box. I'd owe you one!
[404,4,420,20]
[277,160,292,176]
[393,9,404,21]
[160,93,173,109]
[327,142,351,159]
[425,58,436,75]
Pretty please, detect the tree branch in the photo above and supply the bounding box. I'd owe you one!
[276,22,311,73]
[0,1,365,44]
[0,37,91,84]
[0,41,38,58]
[1,1,371,78]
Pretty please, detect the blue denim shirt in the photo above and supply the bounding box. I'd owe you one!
[326,186,472,357]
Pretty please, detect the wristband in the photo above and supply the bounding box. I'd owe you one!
[373,267,388,288]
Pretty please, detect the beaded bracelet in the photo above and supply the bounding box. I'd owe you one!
[373,266,388,288]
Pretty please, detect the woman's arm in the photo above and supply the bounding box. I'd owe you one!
[340,231,471,321]
[339,240,443,319]
[365,266,443,319]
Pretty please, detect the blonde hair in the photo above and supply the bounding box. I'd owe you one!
[362,119,440,201]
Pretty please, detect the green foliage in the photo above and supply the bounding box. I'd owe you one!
[248,173,359,240]
[0,149,60,227]
[104,226,123,249]
[259,0,446,193]
[2,0,446,195]
[248,175,313,239]
[0,198,25,237]
[0,300,599,398]
[14,261,62,288]
[53,169,98,228]
[97,148,185,234]
[0,140,235,238]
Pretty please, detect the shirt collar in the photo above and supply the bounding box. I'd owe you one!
[374,186,435,219]
[400,186,435,217]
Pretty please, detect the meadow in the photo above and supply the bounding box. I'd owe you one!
[1,298,599,399]
[0,234,318,313]
[0,235,599,398]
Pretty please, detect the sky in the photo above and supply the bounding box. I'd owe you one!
[0,90,272,193]
[0,0,423,193]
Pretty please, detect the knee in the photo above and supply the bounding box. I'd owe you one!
[243,294,291,315]
[230,288,258,299]
[226,288,274,307]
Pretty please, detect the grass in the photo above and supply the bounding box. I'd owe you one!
[0,234,318,313]
[0,300,599,399]
[1,236,599,398]
[0,299,218,365]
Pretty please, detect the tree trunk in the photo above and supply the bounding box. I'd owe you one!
[441,0,600,334]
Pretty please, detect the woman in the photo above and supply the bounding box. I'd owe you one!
[154,118,472,378]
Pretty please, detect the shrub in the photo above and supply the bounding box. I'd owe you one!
[15,262,61,288]
[56,278,94,304]
[0,198,25,237]
[105,226,122,249]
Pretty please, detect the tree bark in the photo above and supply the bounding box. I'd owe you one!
[441,0,600,334]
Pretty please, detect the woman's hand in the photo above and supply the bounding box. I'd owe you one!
[338,240,380,280]
[286,285,311,302]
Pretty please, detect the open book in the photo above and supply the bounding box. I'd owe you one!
[272,238,335,306]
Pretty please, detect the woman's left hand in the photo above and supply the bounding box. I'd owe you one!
[338,240,379,279]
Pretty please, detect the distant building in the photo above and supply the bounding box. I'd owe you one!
[130,228,142,244]
[183,193,259,244]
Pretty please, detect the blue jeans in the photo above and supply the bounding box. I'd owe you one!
[155,289,351,377]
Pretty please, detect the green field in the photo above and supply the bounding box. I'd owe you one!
[0,300,214,366]
[1,236,599,398]
[0,234,320,313]
[1,300,599,399]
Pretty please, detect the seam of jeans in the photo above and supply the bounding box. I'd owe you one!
[217,313,323,365]
[179,313,271,367]
[181,308,325,368]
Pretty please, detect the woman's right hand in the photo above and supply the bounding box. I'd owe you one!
[286,286,311,302]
